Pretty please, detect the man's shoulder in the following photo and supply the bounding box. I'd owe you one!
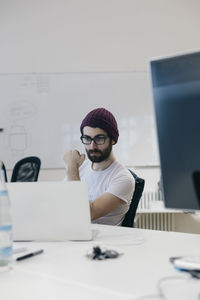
[109,161,134,181]
[107,161,135,197]
[110,160,129,174]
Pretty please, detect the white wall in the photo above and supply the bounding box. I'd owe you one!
[1,0,200,73]
[1,0,200,185]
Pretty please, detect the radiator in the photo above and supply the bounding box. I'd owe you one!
[136,190,175,231]
[138,190,163,210]
[135,212,175,231]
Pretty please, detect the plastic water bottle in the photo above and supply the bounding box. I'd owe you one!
[0,168,13,271]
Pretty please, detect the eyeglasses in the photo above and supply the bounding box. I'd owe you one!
[80,135,109,145]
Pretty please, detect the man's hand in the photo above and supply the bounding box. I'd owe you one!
[63,150,85,180]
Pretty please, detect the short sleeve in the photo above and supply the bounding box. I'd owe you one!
[106,174,135,204]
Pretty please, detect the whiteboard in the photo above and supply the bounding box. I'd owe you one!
[0,72,159,169]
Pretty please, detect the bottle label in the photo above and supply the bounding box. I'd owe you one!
[0,225,12,263]
[0,190,8,196]
[0,245,12,258]
[0,225,12,248]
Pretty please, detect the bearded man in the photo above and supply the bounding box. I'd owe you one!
[63,108,135,225]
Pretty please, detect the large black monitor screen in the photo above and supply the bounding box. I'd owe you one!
[150,51,200,210]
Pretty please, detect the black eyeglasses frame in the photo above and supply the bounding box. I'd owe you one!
[80,135,109,145]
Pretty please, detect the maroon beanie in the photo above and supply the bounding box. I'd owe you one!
[80,108,119,143]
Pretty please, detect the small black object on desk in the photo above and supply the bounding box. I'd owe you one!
[88,246,121,260]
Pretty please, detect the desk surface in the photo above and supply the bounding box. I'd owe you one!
[1,224,200,300]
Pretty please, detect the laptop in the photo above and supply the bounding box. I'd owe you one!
[6,181,93,241]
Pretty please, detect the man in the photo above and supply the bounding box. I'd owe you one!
[63,107,135,225]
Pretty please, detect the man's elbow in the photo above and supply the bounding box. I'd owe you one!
[89,202,96,220]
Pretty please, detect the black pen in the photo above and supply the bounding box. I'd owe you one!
[16,249,44,261]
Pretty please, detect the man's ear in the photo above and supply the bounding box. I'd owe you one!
[111,140,115,145]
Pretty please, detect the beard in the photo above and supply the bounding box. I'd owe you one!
[86,143,112,163]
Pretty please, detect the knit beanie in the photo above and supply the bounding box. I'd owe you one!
[80,108,119,143]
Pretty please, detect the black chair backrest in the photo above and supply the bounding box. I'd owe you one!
[0,160,8,182]
[121,169,145,227]
[11,156,41,182]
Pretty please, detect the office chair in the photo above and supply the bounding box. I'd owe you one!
[0,160,8,182]
[121,169,145,227]
[11,156,41,182]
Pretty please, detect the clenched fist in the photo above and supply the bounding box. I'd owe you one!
[63,150,85,180]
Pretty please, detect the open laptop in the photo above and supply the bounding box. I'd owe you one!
[6,181,93,241]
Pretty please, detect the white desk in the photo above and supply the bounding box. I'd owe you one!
[1,224,200,300]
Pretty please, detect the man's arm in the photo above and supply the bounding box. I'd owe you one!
[63,150,85,180]
[64,151,129,221]
[90,193,124,220]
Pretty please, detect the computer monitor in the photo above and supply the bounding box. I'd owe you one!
[150,51,200,210]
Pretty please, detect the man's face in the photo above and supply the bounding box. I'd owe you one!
[82,126,113,163]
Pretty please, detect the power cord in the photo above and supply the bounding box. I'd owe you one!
[132,274,200,300]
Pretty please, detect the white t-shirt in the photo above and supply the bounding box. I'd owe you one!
[79,159,135,225]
